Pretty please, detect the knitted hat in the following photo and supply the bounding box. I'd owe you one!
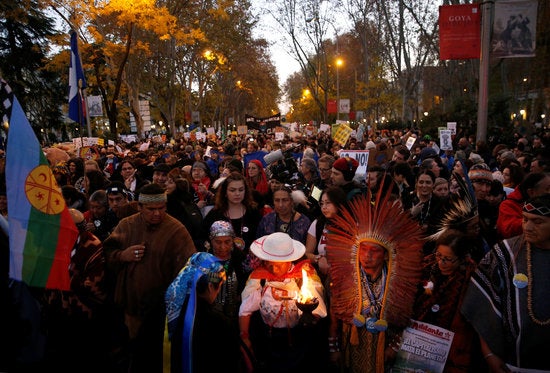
[366,141,376,150]
[333,157,359,181]
[468,164,493,184]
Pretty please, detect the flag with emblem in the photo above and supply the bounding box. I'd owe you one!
[2,78,78,290]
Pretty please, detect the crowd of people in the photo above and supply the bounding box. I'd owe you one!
[1,127,549,373]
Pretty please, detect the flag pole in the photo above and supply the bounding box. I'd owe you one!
[476,1,493,143]
[82,84,92,138]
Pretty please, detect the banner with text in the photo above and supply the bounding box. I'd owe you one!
[245,113,281,132]
[439,4,480,60]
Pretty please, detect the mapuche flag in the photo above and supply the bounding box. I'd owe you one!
[68,30,87,125]
[2,78,78,290]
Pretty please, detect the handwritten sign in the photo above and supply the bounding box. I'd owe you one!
[338,150,370,176]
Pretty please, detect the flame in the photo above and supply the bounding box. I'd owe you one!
[296,269,315,303]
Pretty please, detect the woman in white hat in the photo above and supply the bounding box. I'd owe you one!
[239,232,327,372]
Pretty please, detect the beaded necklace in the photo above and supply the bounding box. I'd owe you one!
[360,267,387,318]
[527,243,550,326]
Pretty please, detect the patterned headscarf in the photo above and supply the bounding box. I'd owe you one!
[165,252,226,373]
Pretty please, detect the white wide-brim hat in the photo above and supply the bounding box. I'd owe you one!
[250,232,305,262]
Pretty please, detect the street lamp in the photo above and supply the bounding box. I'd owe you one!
[336,57,343,122]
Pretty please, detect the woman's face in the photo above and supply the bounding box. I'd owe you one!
[433,182,449,198]
[453,162,464,176]
[247,162,260,178]
[226,180,245,205]
[165,177,177,194]
[273,190,293,217]
[192,167,205,181]
[502,168,511,185]
[68,162,77,174]
[416,174,434,198]
[211,236,234,260]
[89,200,107,219]
[320,193,338,219]
[120,162,135,180]
[435,244,461,275]
[269,179,282,192]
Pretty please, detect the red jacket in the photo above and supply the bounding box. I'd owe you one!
[496,187,524,239]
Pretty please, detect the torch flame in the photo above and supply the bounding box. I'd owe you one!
[297,269,315,303]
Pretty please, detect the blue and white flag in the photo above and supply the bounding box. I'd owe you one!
[68,31,87,125]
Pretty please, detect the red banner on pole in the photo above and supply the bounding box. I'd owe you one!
[439,4,481,60]
[327,99,337,114]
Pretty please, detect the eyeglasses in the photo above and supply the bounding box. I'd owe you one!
[319,168,332,173]
[435,252,458,264]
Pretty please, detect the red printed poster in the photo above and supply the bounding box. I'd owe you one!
[439,4,480,60]
[327,99,337,114]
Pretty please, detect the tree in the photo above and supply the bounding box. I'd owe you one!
[0,0,66,141]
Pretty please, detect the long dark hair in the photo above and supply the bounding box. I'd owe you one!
[318,186,347,226]
[214,172,257,211]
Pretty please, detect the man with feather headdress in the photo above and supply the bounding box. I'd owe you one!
[326,183,424,373]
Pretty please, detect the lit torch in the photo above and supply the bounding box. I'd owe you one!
[295,269,319,325]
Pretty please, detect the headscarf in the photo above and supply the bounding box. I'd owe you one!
[165,252,226,373]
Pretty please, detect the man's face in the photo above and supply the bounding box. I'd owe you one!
[108,193,128,213]
[318,161,332,181]
[153,171,168,187]
[358,242,387,273]
[330,168,346,186]
[366,171,379,190]
[139,202,167,226]
[472,180,491,200]
[530,160,544,174]
[522,211,550,249]
[392,150,405,163]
